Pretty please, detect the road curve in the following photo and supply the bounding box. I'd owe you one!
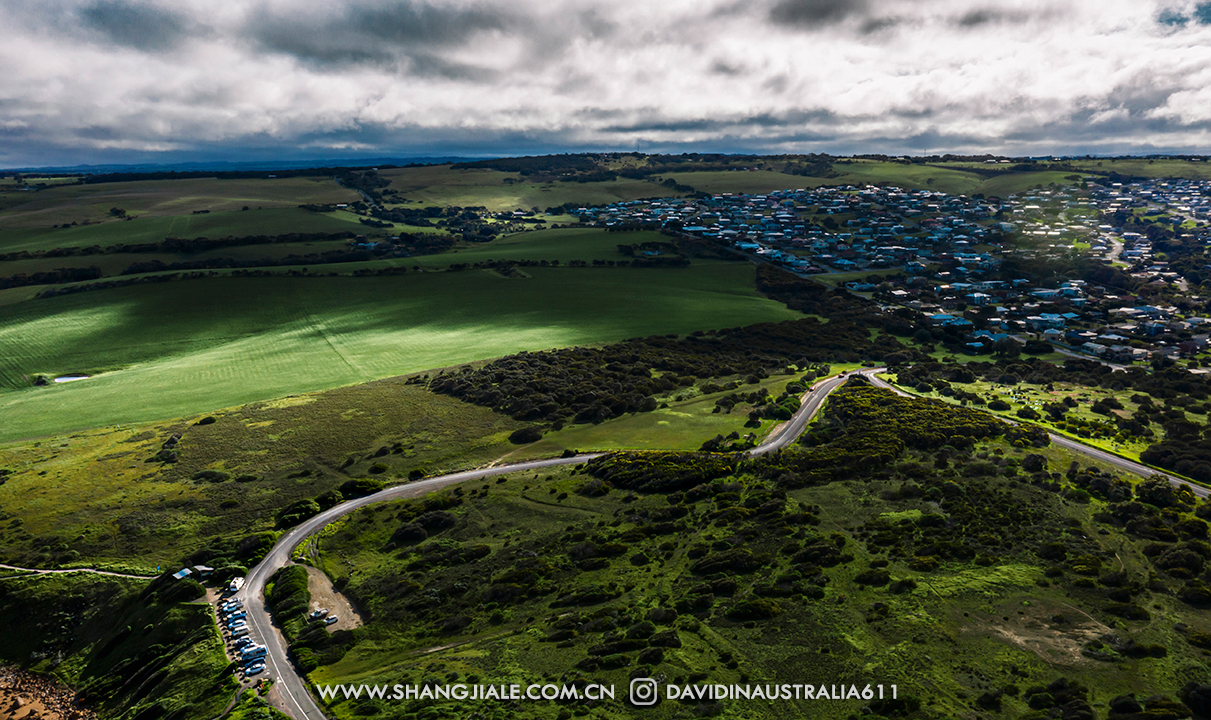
[245,365,1211,720]
[862,372,1210,499]
[236,368,865,720]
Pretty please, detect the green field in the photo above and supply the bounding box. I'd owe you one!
[411,226,663,268]
[0,206,368,255]
[0,176,358,229]
[1068,158,1211,180]
[663,170,828,195]
[0,264,799,440]
[0,238,364,278]
[0,378,534,570]
[304,414,1208,720]
[379,165,683,211]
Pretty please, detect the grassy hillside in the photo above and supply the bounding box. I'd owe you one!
[0,207,365,254]
[0,378,531,572]
[0,263,799,440]
[0,176,358,230]
[661,170,830,195]
[379,165,683,211]
[0,572,234,720]
[306,385,1211,719]
[409,227,670,268]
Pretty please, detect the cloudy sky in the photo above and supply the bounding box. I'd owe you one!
[3,0,1211,167]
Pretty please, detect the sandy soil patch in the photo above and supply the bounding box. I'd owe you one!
[303,565,364,633]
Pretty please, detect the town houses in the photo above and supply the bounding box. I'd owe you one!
[571,174,1211,366]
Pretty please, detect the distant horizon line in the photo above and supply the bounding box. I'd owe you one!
[4,151,1209,175]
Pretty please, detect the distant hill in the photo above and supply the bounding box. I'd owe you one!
[2,156,485,174]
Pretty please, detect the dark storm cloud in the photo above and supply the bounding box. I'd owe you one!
[248,1,517,68]
[600,108,841,135]
[768,0,869,27]
[4,0,1211,167]
[77,0,193,51]
[954,6,1065,28]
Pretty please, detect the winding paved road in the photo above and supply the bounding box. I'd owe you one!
[233,368,863,720]
[862,372,1210,499]
[232,366,1208,720]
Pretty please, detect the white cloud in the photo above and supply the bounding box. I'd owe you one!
[3,0,1211,165]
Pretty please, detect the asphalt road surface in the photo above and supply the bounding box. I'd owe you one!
[863,372,1210,499]
[234,367,867,720]
[234,365,1207,720]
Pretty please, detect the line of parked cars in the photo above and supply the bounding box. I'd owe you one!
[218,597,266,678]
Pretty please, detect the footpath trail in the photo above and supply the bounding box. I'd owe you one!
[0,564,156,580]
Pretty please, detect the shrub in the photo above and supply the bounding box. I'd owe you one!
[192,470,230,482]
[854,569,891,586]
[277,499,322,528]
[339,479,385,498]
[726,597,781,620]
[509,427,543,444]
[391,523,428,545]
[414,511,457,532]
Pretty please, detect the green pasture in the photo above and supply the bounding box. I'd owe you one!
[830,160,984,194]
[525,364,863,454]
[974,171,1088,196]
[0,176,358,229]
[0,378,528,570]
[880,374,1177,462]
[379,164,681,211]
[1068,158,1211,180]
[412,227,669,268]
[0,264,799,440]
[0,207,366,254]
[0,239,361,277]
[661,170,827,195]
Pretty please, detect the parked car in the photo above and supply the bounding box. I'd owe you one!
[324,616,338,625]
[245,665,264,677]
[310,608,329,619]
[233,637,253,648]
[229,628,249,639]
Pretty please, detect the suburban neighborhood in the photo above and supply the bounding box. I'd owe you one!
[570,175,1211,366]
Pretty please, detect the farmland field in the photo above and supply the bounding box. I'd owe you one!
[409,226,670,268]
[0,176,358,229]
[0,206,367,254]
[379,164,684,210]
[662,169,829,195]
[0,263,799,440]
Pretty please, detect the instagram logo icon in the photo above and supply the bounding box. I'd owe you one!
[629,678,659,706]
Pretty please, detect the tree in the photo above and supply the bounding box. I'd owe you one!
[993,337,1021,358]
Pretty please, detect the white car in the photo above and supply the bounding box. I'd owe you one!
[245,665,264,677]
[310,608,329,619]
[324,616,338,625]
